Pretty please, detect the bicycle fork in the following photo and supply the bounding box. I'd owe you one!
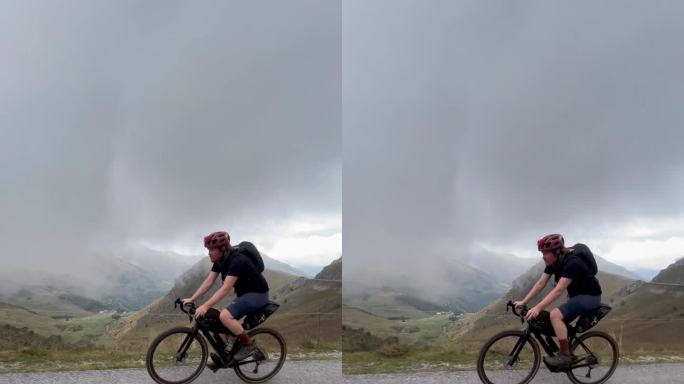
[507,331,530,367]
[174,328,198,362]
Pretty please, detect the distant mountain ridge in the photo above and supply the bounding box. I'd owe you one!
[0,246,307,316]
[343,250,639,318]
[651,257,684,284]
[315,257,342,280]
[261,253,309,277]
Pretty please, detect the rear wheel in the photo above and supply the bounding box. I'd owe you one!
[233,327,287,383]
[567,331,619,384]
[146,327,208,384]
[477,330,541,384]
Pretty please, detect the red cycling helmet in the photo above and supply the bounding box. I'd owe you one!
[204,231,230,249]
[537,233,564,252]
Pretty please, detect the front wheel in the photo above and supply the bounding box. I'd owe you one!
[477,330,541,384]
[146,326,208,384]
[567,331,619,384]
[233,327,287,383]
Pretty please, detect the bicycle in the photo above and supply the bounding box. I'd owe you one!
[146,298,287,384]
[476,300,618,384]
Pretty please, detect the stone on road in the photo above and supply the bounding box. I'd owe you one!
[342,363,684,384]
[0,359,341,384]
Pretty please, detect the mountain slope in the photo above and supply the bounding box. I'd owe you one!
[602,281,684,353]
[595,254,641,280]
[315,257,342,280]
[0,253,183,314]
[266,278,341,348]
[262,254,309,277]
[0,302,63,337]
[343,254,514,316]
[651,257,684,284]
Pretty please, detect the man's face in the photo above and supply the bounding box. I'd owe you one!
[208,247,222,263]
[542,251,557,266]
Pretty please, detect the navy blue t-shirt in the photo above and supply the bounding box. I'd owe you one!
[544,245,602,297]
[211,249,269,297]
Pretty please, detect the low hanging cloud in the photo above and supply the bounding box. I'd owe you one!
[0,1,341,272]
[343,1,684,272]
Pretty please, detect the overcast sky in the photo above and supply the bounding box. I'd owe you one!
[343,0,684,272]
[0,1,341,272]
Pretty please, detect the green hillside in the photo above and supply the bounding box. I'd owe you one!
[343,285,440,319]
[265,279,341,351]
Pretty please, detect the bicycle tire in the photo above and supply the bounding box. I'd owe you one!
[567,331,619,384]
[477,330,541,384]
[233,327,287,383]
[146,326,208,384]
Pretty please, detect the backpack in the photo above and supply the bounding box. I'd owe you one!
[565,243,598,276]
[236,241,265,273]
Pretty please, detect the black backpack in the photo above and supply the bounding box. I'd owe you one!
[235,241,265,273]
[564,243,598,276]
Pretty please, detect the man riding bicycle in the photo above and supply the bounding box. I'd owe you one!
[514,233,602,370]
[182,231,270,370]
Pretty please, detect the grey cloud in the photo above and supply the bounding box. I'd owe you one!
[343,1,684,272]
[0,1,340,269]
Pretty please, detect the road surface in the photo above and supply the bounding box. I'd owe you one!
[342,363,684,384]
[0,359,342,384]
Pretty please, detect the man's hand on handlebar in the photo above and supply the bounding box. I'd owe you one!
[525,306,541,321]
[194,304,210,318]
[513,300,527,309]
[507,300,530,323]
[181,298,194,306]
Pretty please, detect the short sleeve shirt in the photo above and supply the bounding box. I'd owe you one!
[211,250,269,297]
[544,246,602,297]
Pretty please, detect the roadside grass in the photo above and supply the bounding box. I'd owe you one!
[342,348,479,374]
[0,350,146,373]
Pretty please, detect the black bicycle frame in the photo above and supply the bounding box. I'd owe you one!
[178,324,263,368]
[507,325,598,373]
[172,299,267,368]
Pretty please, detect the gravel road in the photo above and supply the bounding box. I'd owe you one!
[4,361,683,384]
[0,359,342,384]
[342,363,684,384]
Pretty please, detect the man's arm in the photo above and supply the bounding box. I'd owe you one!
[535,277,571,310]
[188,271,219,302]
[518,273,551,305]
[202,276,238,308]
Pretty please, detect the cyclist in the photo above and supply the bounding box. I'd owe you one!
[182,231,269,369]
[514,233,602,369]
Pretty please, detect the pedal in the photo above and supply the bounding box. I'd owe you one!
[254,347,267,361]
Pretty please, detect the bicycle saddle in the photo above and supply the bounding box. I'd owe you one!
[243,301,280,330]
[574,304,611,333]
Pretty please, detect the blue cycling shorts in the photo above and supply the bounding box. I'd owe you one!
[558,294,601,323]
[226,292,269,319]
